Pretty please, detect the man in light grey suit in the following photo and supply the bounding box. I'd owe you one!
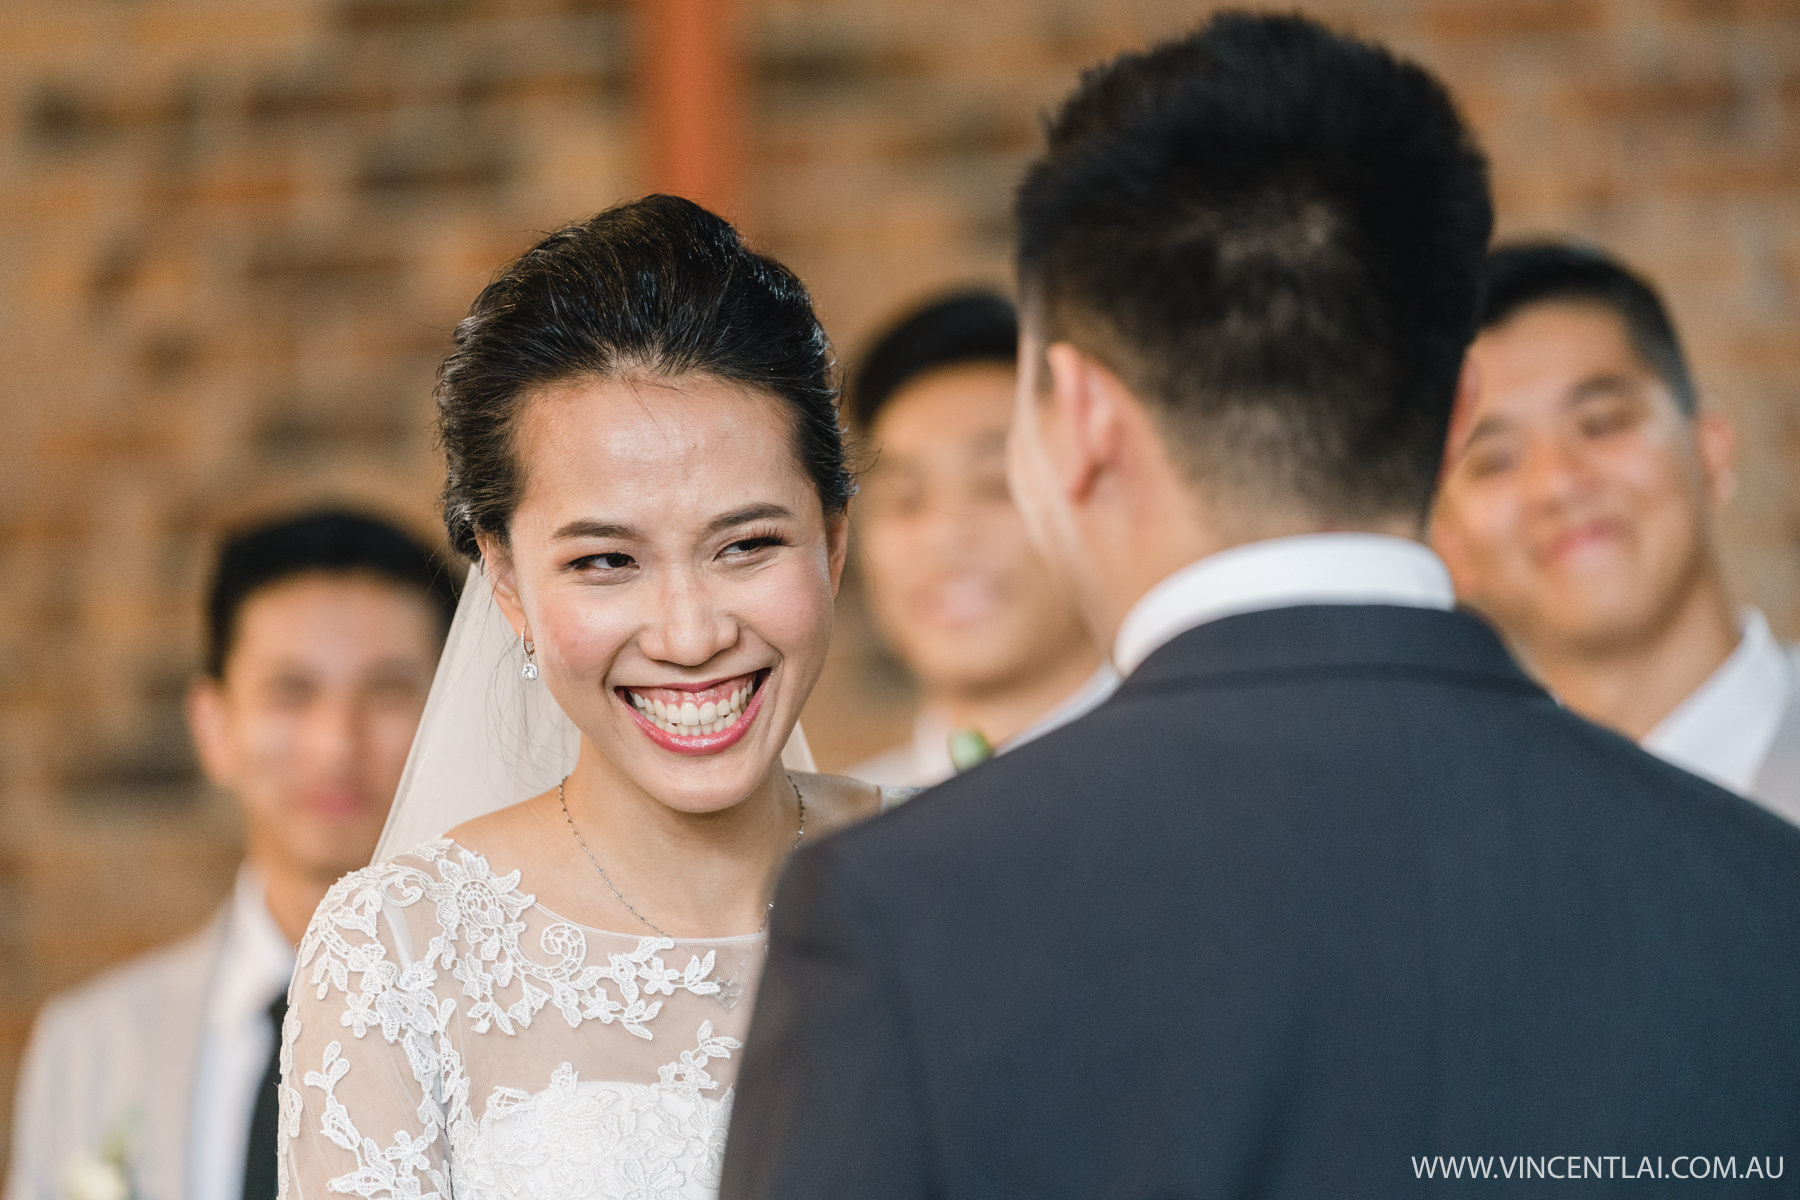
[6,510,451,1200]
[1434,241,1800,822]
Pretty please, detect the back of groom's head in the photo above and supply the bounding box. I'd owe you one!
[1016,11,1493,524]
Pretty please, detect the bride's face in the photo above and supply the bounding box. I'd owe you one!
[485,374,847,814]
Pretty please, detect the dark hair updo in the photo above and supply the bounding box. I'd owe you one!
[437,194,855,561]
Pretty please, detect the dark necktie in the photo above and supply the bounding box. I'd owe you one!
[242,992,288,1200]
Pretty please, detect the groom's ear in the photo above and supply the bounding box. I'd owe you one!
[476,533,528,637]
[1045,341,1128,504]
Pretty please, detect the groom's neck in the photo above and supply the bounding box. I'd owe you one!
[1079,479,1425,653]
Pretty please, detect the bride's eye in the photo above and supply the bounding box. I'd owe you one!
[569,551,637,574]
[721,531,788,561]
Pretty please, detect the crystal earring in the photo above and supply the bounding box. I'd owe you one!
[520,632,539,681]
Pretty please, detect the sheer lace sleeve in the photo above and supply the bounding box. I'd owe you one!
[278,853,453,1199]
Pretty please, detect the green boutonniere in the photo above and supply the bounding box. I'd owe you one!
[948,728,994,773]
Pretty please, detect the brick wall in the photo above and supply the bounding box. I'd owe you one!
[3,0,1797,1171]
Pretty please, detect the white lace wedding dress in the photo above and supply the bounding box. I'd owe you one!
[276,836,778,1200]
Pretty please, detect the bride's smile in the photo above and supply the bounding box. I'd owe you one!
[619,667,770,750]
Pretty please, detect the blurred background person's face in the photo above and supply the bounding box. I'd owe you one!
[188,573,439,889]
[857,361,1096,704]
[1433,301,1734,659]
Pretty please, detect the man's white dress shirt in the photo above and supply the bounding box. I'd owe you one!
[1112,533,1456,676]
[190,866,297,1200]
[851,665,1120,787]
[1643,608,1798,799]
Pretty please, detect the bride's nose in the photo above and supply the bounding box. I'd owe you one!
[637,568,739,666]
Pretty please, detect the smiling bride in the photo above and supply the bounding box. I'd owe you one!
[276,196,892,1199]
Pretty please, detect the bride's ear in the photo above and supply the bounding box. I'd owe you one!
[476,532,528,636]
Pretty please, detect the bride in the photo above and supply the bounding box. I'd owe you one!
[277,196,890,1198]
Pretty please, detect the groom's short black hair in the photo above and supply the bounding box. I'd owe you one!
[204,508,457,678]
[1016,11,1493,521]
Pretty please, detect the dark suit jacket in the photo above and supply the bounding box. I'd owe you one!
[722,605,1800,1198]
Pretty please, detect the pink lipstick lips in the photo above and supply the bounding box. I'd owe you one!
[618,669,770,756]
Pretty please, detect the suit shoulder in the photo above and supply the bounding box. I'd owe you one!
[815,708,1113,875]
[34,917,221,1037]
[1550,694,1800,830]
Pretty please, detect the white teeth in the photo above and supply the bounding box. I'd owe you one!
[627,676,760,738]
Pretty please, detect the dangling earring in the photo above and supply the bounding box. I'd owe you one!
[520,632,539,681]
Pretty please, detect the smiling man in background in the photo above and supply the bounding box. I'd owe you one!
[847,290,1114,785]
[6,509,454,1200]
[1433,242,1800,823]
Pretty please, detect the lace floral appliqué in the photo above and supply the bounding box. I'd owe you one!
[279,840,751,1200]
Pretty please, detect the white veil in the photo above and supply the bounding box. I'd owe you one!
[375,562,816,861]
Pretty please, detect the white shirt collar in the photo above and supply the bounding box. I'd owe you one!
[206,864,298,1033]
[907,709,958,785]
[1642,608,1795,796]
[851,664,1122,787]
[910,663,1119,774]
[1112,533,1456,676]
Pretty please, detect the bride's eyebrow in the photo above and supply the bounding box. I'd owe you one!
[551,518,639,541]
[550,504,794,543]
[705,502,793,535]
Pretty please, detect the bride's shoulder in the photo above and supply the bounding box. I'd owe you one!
[309,831,526,927]
[792,770,889,836]
[309,839,456,920]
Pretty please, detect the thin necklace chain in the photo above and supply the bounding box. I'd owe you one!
[556,774,805,939]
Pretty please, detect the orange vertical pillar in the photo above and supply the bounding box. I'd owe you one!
[639,0,744,220]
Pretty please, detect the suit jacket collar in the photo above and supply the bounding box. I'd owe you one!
[138,903,230,1200]
[1118,603,1543,699]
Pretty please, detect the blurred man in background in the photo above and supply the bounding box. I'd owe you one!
[1433,242,1800,823]
[6,509,454,1200]
[847,290,1115,786]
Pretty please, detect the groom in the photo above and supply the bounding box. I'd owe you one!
[721,13,1800,1197]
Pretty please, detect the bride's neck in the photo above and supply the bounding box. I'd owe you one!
[558,743,800,937]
